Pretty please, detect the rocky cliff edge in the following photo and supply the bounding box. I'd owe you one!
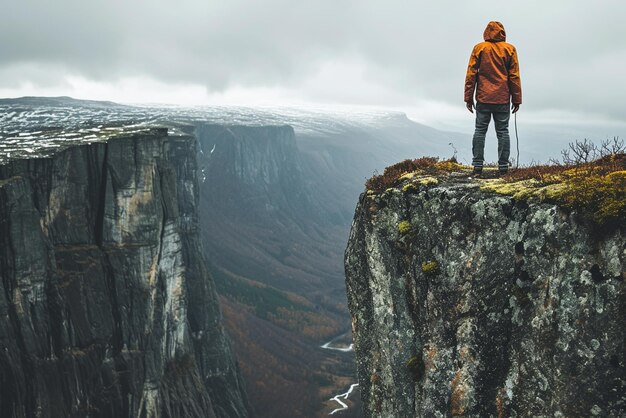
[345,158,625,417]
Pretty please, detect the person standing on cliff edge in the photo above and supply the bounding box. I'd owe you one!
[465,21,522,177]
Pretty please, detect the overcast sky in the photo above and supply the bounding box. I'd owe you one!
[1,0,625,135]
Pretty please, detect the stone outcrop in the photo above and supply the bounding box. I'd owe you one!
[345,175,624,417]
[0,128,249,417]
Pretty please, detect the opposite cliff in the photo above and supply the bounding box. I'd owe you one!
[345,158,625,417]
[193,124,354,417]
[0,128,249,417]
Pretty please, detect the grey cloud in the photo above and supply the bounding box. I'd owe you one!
[1,1,625,120]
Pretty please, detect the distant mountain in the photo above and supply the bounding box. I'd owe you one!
[296,112,469,223]
[0,95,129,108]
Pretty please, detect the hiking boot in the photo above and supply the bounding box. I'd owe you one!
[471,168,483,179]
[498,168,508,177]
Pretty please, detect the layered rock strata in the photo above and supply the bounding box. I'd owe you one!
[0,128,248,417]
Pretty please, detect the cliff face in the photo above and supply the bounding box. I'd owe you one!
[196,124,314,220]
[194,123,344,294]
[193,124,352,417]
[0,128,248,417]
[345,177,624,417]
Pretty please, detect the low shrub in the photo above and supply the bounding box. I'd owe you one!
[366,157,465,192]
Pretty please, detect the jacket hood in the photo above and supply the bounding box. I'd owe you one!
[483,21,506,42]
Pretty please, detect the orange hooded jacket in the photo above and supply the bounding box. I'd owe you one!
[464,21,522,105]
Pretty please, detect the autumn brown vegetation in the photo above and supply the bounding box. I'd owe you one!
[366,138,625,227]
[498,138,626,226]
[212,264,356,418]
[365,156,462,192]
[221,298,357,418]
[503,137,626,182]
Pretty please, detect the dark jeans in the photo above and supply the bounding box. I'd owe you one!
[472,102,510,171]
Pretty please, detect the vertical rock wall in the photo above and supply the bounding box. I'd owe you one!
[345,181,624,417]
[0,129,248,417]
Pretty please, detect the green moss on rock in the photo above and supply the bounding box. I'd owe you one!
[398,220,412,235]
[402,183,418,193]
[406,355,425,381]
[482,169,626,226]
[421,261,439,275]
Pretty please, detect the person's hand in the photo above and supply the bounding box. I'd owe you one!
[512,103,520,113]
[466,101,474,113]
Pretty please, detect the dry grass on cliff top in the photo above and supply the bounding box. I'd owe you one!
[365,156,466,192]
[366,138,626,227]
[485,152,625,226]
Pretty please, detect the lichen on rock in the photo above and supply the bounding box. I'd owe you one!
[346,162,625,417]
[482,157,626,227]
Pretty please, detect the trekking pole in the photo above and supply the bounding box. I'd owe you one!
[514,111,520,168]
